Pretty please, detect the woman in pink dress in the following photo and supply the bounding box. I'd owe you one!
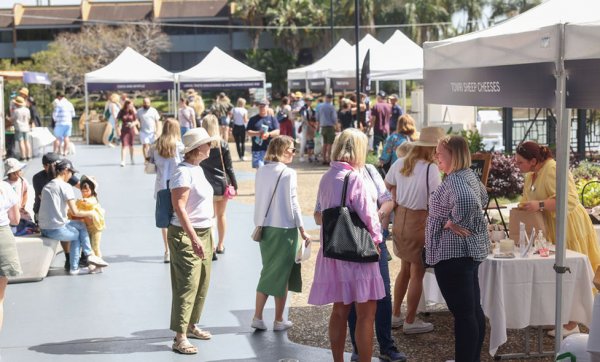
[308,128,385,362]
[117,100,139,167]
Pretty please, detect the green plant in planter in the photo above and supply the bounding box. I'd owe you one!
[576,178,600,208]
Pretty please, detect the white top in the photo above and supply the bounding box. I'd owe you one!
[178,106,196,129]
[13,107,31,132]
[385,158,441,210]
[170,162,213,228]
[151,142,184,197]
[38,178,75,229]
[137,107,160,133]
[0,181,18,227]
[254,162,303,229]
[52,98,75,126]
[231,107,247,126]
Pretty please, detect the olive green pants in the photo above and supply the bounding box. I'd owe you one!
[167,225,213,333]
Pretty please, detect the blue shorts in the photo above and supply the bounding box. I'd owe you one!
[54,124,72,141]
[252,150,266,169]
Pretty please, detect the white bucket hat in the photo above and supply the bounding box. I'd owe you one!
[182,128,218,154]
[4,158,26,176]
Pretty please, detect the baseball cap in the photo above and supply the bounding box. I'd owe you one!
[377,90,386,98]
[325,93,334,99]
[258,98,269,106]
[55,159,78,174]
[42,152,60,165]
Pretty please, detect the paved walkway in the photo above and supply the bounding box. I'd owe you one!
[1,144,368,361]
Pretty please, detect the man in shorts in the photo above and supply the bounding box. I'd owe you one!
[246,99,280,168]
[137,97,161,161]
[316,94,337,165]
[52,92,76,156]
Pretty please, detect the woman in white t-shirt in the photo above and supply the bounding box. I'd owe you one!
[384,127,444,335]
[0,180,21,333]
[168,128,217,355]
[148,118,183,263]
[231,98,249,161]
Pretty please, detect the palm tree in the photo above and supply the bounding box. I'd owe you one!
[231,0,271,50]
[403,0,451,45]
[489,0,542,25]
[453,0,484,33]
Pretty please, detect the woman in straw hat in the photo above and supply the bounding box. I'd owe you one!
[385,127,445,335]
[426,135,489,362]
[168,128,218,354]
[11,96,32,161]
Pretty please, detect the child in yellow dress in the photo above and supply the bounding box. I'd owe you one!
[69,176,105,270]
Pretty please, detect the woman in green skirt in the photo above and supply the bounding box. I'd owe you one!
[251,135,311,331]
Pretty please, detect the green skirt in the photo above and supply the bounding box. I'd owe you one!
[257,226,301,297]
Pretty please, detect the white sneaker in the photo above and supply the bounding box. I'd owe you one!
[548,325,580,337]
[90,266,103,274]
[391,315,404,328]
[299,157,305,162]
[273,320,293,331]
[241,156,246,161]
[87,255,109,267]
[69,267,90,275]
[251,318,267,331]
[164,252,170,263]
[403,318,434,334]
[120,161,125,167]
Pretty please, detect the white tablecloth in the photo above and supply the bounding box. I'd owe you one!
[422,250,594,356]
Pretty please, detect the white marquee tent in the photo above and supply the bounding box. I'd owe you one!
[177,47,266,92]
[83,47,177,142]
[370,30,423,81]
[423,0,600,356]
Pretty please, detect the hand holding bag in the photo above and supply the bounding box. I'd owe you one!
[322,172,379,263]
[218,145,236,199]
[252,169,285,242]
[295,237,312,264]
[144,162,157,174]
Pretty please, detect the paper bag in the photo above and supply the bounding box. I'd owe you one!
[509,209,546,242]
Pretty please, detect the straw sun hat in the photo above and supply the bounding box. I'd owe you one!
[182,128,218,154]
[12,96,26,107]
[4,158,26,176]
[412,127,446,147]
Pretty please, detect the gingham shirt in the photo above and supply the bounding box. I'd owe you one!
[425,168,490,266]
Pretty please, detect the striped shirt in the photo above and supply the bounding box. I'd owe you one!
[52,97,75,126]
[425,168,490,266]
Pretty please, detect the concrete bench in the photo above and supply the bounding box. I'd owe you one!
[8,235,60,284]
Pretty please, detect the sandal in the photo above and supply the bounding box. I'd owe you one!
[172,338,197,354]
[187,327,212,340]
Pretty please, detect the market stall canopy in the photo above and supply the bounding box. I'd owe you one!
[177,47,265,90]
[0,71,51,85]
[84,47,175,91]
[370,30,423,81]
[423,0,600,108]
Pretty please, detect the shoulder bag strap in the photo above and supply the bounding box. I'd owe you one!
[217,143,229,186]
[340,172,351,207]
[262,168,286,225]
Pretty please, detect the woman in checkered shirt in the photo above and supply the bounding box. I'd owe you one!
[426,135,490,362]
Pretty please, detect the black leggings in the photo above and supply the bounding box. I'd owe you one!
[232,125,246,159]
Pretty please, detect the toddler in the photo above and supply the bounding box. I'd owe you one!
[305,118,318,162]
[69,176,105,271]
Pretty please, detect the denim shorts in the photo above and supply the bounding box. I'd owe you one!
[14,130,29,142]
[54,124,72,140]
[252,150,266,168]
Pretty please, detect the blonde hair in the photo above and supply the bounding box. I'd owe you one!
[397,114,416,139]
[396,142,413,158]
[401,145,436,176]
[236,98,246,107]
[155,118,180,159]
[265,135,294,162]
[109,93,119,103]
[201,114,221,148]
[438,135,471,172]
[331,128,367,167]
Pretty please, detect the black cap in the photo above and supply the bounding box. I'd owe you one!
[377,90,386,98]
[325,93,333,99]
[42,152,60,165]
[55,159,78,174]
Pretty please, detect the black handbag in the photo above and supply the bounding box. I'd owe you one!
[155,182,173,228]
[322,172,379,263]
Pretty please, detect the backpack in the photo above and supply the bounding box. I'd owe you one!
[103,106,111,120]
[276,108,288,123]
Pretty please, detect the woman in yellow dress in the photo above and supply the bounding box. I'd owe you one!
[515,140,600,336]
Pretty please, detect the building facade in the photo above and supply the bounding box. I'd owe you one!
[0,0,275,71]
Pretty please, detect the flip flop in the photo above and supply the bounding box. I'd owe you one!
[172,338,197,354]
[187,327,212,340]
[216,247,225,254]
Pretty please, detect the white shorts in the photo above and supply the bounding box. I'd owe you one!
[139,131,156,145]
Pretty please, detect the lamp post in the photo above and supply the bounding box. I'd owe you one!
[330,0,334,47]
[354,0,360,119]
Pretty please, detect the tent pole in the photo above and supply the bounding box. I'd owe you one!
[85,83,90,145]
[402,80,407,112]
[553,23,568,355]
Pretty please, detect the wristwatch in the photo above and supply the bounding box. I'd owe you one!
[539,201,545,212]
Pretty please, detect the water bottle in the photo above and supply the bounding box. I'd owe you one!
[519,222,528,257]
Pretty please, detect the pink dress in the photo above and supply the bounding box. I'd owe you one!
[308,161,385,305]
